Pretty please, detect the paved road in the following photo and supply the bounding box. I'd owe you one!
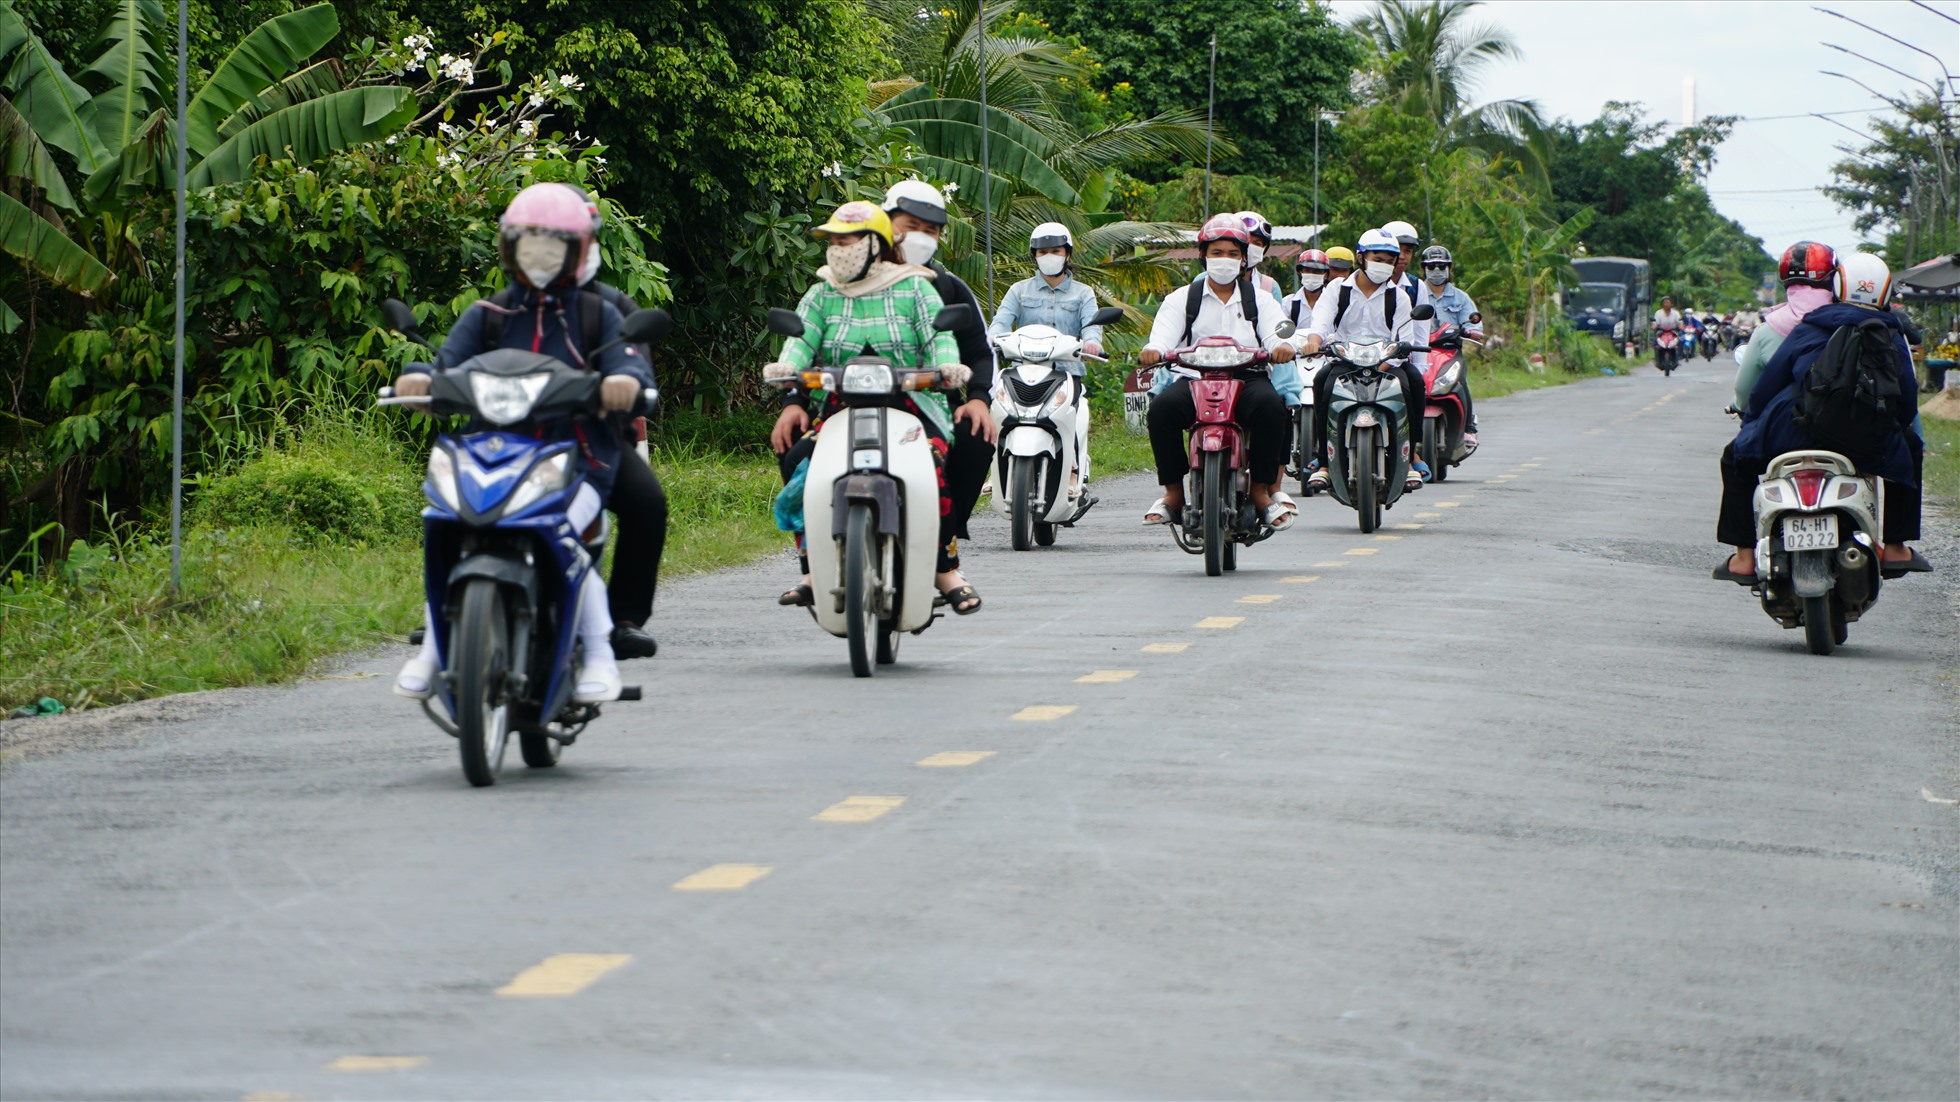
[4,354,1956,1100]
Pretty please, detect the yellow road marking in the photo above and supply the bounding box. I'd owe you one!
[1394,524,1423,530]
[1281,575,1321,583]
[1414,512,1441,518]
[1076,669,1139,683]
[242,1094,307,1101]
[673,864,773,892]
[1194,616,1244,629]
[1141,642,1190,653]
[1520,462,1541,468]
[1533,455,1546,460]
[1013,704,1078,721]
[1237,594,1281,604]
[1374,534,1402,541]
[918,750,995,767]
[1311,560,1350,567]
[497,954,632,996]
[812,796,906,822]
[324,1057,425,1072]
[1343,547,1379,556]
[1435,502,1461,508]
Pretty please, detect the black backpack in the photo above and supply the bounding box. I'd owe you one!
[1180,275,1261,345]
[1793,318,1905,461]
[1331,281,1398,332]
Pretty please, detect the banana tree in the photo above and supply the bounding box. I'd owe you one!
[1464,199,1593,339]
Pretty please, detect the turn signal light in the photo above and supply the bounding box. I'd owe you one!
[800,371,827,389]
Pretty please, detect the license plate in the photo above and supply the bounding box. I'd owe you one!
[1781,514,1838,551]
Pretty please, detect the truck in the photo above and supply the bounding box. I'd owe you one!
[1565,257,1653,349]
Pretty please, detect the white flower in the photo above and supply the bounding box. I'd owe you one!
[517,119,537,137]
[941,181,958,194]
[528,92,546,108]
[522,151,536,161]
[820,161,844,178]
[385,134,398,146]
[591,155,606,166]
[403,59,421,73]
[558,73,585,90]
[437,121,459,138]
[443,57,474,83]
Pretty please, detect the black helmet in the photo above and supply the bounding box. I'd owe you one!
[1420,245,1453,267]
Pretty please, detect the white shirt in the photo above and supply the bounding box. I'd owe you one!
[1307,275,1430,349]
[1143,278,1291,355]
[1654,308,1682,330]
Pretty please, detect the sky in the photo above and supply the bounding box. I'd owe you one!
[1324,0,1959,258]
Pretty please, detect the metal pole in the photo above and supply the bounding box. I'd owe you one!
[1422,160,1432,243]
[1202,33,1216,220]
[169,0,188,593]
[1312,113,1320,239]
[977,0,993,307]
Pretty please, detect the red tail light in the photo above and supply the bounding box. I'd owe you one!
[1790,469,1826,508]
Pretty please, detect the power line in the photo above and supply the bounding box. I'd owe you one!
[1907,0,1959,26]
[1729,107,1886,123]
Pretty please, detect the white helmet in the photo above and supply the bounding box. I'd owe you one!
[1381,219,1419,246]
[1833,251,1894,309]
[883,179,949,226]
[1028,222,1074,251]
[1356,227,1401,257]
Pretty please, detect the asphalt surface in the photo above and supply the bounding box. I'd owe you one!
[3,353,1957,1100]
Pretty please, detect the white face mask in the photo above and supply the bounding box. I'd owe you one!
[514,233,570,289]
[897,232,939,267]
[1300,274,1325,292]
[1035,253,1068,277]
[1364,259,1395,285]
[1247,244,1266,267]
[578,242,602,286]
[1205,257,1243,286]
[826,236,877,282]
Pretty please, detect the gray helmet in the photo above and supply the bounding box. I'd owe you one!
[1421,245,1453,267]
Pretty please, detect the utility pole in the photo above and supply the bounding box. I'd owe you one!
[1202,33,1216,220]
[977,0,993,307]
[169,0,188,593]
[1312,112,1321,240]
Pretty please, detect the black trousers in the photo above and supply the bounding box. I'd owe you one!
[1310,363,1426,464]
[1717,438,1922,548]
[944,411,996,540]
[1148,375,1287,486]
[606,440,668,627]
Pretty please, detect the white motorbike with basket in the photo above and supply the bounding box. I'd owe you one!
[989,306,1126,549]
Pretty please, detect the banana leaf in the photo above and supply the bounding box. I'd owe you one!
[183,3,337,158]
[0,91,77,210]
[0,189,114,293]
[80,0,166,159]
[218,58,343,141]
[0,5,108,174]
[189,86,413,188]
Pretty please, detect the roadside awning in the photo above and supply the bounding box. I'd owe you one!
[1897,253,1960,291]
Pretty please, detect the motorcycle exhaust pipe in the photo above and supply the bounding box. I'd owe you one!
[1837,544,1872,605]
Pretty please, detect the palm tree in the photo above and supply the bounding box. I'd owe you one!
[1350,0,1549,181]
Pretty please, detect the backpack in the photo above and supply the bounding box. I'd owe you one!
[480,286,606,356]
[1331,281,1398,333]
[1180,275,1261,346]
[1793,318,1905,461]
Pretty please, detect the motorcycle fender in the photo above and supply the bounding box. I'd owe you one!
[885,409,942,633]
[1791,548,1835,599]
[447,552,537,612]
[1004,424,1060,458]
[832,474,901,540]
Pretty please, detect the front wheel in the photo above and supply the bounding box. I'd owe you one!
[844,502,877,677]
[875,616,901,665]
[1422,418,1444,483]
[1801,594,1836,656]
[1034,521,1056,546]
[1354,426,1379,534]
[1009,457,1037,551]
[1201,450,1225,577]
[452,578,512,787]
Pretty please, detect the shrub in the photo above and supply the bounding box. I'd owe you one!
[193,412,425,546]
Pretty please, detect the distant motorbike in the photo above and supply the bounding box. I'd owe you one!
[378,298,667,786]
[1701,318,1722,360]
[1158,336,1279,576]
[1655,328,1681,375]
[1419,322,1482,483]
[1288,353,1330,496]
[1320,303,1436,533]
[989,306,1126,549]
[1746,450,1884,655]
[766,304,971,677]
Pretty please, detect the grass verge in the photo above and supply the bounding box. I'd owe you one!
[1920,399,1959,510]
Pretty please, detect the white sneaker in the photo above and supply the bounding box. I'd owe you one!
[573,656,622,704]
[394,656,437,699]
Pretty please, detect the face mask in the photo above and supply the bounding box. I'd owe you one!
[1300,274,1325,292]
[514,233,570,289]
[1364,259,1394,285]
[577,242,602,286]
[1247,244,1266,266]
[1205,257,1243,285]
[897,232,939,267]
[1035,253,1068,277]
[826,236,877,282]
[1424,266,1449,286]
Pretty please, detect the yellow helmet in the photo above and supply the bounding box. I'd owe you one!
[813,200,893,247]
[1324,245,1356,269]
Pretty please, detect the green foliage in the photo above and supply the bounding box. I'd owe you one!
[1824,91,1957,266]
[193,415,423,545]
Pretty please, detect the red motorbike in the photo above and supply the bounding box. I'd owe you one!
[1418,323,1482,483]
[1161,336,1277,576]
[1654,328,1681,375]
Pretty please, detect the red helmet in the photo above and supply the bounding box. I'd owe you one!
[1779,240,1837,287]
[1295,248,1330,272]
[1196,212,1251,250]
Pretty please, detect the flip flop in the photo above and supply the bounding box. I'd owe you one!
[778,583,815,607]
[1880,548,1934,579]
[1711,560,1755,586]
[1263,501,1295,531]
[939,584,983,615]
[1142,497,1174,525]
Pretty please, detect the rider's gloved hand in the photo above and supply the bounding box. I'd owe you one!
[761,361,798,384]
[393,373,431,397]
[938,363,972,388]
[600,375,640,412]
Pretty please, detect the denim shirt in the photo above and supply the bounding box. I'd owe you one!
[1417,282,1480,330]
[989,274,1104,377]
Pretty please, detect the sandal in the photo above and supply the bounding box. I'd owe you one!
[1262,501,1295,531]
[939,583,983,615]
[1880,548,1933,579]
[1143,498,1174,525]
[778,583,814,607]
[1711,557,1755,585]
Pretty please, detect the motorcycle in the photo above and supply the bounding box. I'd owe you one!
[1747,449,1884,655]
[1288,353,1331,497]
[1319,303,1437,533]
[378,298,668,786]
[1701,319,1722,360]
[1158,336,1281,576]
[1655,328,1681,375]
[989,306,1126,549]
[765,303,971,677]
[1418,322,1483,483]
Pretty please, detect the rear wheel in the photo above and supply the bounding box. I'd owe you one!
[1009,457,1036,551]
[1831,596,1849,647]
[1201,451,1225,577]
[452,579,512,787]
[1355,427,1379,534]
[1801,594,1836,656]
[1422,418,1444,483]
[844,503,877,677]
[519,729,561,768]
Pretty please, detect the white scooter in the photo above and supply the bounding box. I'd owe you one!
[989,308,1125,549]
[767,304,970,677]
[1749,450,1884,656]
[1288,352,1329,496]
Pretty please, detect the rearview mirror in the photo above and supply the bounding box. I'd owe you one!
[1410,303,1436,321]
[1089,305,1125,327]
[766,308,806,338]
[382,298,419,334]
[619,307,671,346]
[932,303,975,332]
[1273,319,1296,339]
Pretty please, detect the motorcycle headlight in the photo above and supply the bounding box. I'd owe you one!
[502,451,573,516]
[1019,336,1057,362]
[1343,342,1387,368]
[840,362,895,394]
[426,446,461,511]
[1183,343,1254,368]
[1430,361,1462,395]
[469,372,551,425]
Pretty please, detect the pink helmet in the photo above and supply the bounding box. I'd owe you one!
[499,182,597,291]
[1236,210,1272,243]
[1196,212,1251,250]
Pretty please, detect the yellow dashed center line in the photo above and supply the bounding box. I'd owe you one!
[1076,669,1139,683]
[1343,547,1379,556]
[1374,534,1401,541]
[1532,455,1546,460]
[325,1057,426,1072]
[1194,616,1244,629]
[918,750,995,767]
[1237,594,1281,604]
[1435,502,1461,508]
[497,954,633,996]
[812,796,906,823]
[1141,642,1191,653]
[1394,524,1423,530]
[1281,575,1321,583]
[1414,512,1441,519]
[673,864,773,892]
[1012,704,1078,721]
[1520,462,1541,468]
[1311,560,1351,568]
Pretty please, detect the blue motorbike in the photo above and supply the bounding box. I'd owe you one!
[380,299,668,786]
